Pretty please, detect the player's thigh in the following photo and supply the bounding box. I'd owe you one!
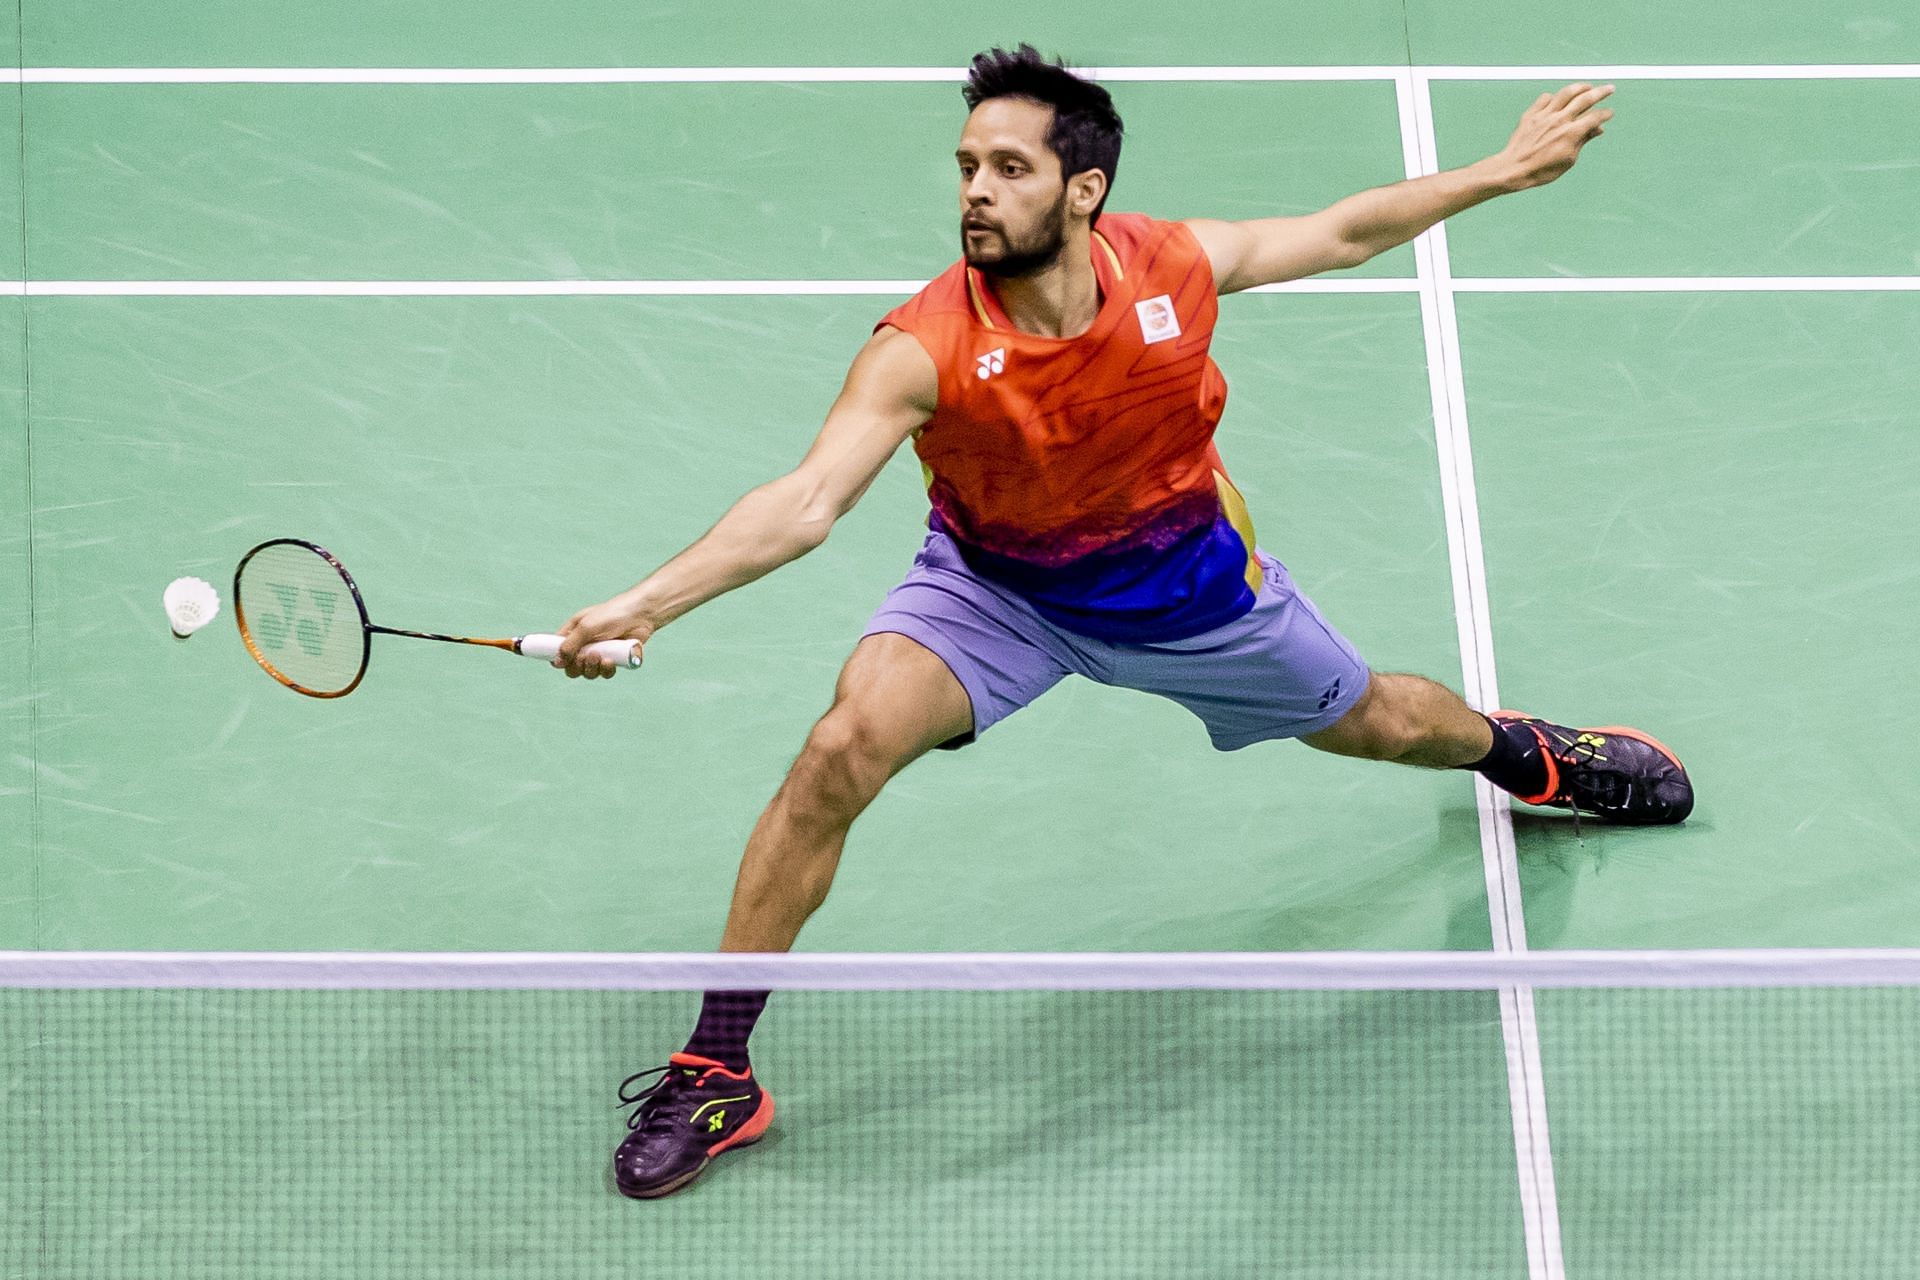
[821,631,976,768]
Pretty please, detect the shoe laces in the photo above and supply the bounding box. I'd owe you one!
[1544,731,1638,837]
[616,1064,705,1135]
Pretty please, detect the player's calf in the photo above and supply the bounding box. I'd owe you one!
[1302,673,1487,767]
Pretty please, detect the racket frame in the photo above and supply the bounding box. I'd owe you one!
[233,538,375,698]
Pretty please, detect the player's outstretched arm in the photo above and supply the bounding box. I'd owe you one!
[1186,82,1615,294]
[552,326,938,678]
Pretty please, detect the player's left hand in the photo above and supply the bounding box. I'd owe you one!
[1494,83,1615,190]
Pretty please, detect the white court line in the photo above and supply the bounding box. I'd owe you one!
[3,277,1916,297]
[4,948,1920,989]
[6,64,1919,84]
[3,279,937,297]
[1454,276,1920,292]
[1426,64,1920,80]
[1399,70,1563,1280]
[0,278,1419,297]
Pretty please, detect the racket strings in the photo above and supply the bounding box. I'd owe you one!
[236,542,367,695]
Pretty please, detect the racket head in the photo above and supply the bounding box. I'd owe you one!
[232,539,373,698]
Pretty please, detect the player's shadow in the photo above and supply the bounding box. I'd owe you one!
[1456,809,1712,950]
[784,984,1511,1265]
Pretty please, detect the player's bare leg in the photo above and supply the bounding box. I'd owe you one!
[1302,672,1491,767]
[718,631,975,953]
[1304,671,1692,824]
[613,632,973,1199]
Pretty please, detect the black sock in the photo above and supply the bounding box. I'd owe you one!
[682,989,770,1073]
[1462,714,1549,798]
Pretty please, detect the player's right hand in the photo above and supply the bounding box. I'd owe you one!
[554,592,655,680]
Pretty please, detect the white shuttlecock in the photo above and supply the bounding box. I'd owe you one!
[164,576,221,639]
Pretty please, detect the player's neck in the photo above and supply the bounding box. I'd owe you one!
[987,225,1101,339]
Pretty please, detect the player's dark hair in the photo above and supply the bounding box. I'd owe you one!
[963,45,1123,220]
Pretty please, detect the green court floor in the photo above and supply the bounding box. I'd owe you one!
[6,2,1920,1276]
[1468,292,1920,950]
[10,291,1480,952]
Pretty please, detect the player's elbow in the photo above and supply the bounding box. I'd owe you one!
[777,473,846,552]
[1327,233,1376,271]
[795,506,836,551]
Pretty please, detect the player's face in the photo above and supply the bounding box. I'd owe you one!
[956,98,1072,279]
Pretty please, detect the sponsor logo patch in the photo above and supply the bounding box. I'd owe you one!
[1135,294,1181,345]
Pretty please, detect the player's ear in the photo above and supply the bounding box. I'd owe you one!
[1067,168,1107,219]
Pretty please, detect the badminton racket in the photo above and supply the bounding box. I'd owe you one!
[233,537,640,698]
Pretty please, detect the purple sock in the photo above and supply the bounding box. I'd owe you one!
[682,990,770,1072]
[1464,715,1550,798]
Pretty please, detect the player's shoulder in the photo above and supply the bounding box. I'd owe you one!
[880,260,972,325]
[1095,212,1206,274]
[1094,212,1193,249]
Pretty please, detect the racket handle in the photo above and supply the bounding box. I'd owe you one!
[514,634,644,668]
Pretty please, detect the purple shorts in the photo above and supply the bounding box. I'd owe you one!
[861,528,1371,752]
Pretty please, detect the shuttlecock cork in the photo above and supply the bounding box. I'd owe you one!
[164,577,221,639]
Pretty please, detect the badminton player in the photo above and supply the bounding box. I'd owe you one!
[553,45,1692,1198]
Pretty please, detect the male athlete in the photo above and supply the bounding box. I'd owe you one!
[552,46,1693,1199]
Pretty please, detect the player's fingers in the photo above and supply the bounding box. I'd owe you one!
[1572,84,1616,114]
[1548,82,1591,111]
[1531,91,1552,111]
[555,614,587,663]
[555,625,585,674]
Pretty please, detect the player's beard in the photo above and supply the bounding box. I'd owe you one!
[964,191,1070,279]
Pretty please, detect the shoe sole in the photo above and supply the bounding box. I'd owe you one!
[617,1092,776,1200]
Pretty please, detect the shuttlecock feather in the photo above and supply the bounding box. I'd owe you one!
[164,577,221,639]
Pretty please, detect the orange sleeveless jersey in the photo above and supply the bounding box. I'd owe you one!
[875,212,1262,643]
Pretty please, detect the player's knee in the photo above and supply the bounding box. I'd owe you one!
[793,711,893,818]
[1314,676,1420,762]
[1364,678,1432,761]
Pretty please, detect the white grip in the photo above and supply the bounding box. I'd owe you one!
[515,633,644,668]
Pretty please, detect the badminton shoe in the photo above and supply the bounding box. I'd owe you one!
[613,1052,774,1199]
[1491,712,1694,825]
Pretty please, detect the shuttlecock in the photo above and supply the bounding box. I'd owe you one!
[164,576,221,639]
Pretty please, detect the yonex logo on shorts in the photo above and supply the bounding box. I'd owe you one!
[1135,294,1181,345]
[975,348,1006,380]
[1317,678,1342,712]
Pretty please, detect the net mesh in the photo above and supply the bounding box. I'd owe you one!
[234,542,366,694]
[4,959,1918,1279]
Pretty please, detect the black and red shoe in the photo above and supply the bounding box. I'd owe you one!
[1492,712,1694,825]
[613,1052,774,1199]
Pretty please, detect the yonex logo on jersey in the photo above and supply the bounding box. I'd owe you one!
[1135,294,1181,345]
[975,348,1006,380]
